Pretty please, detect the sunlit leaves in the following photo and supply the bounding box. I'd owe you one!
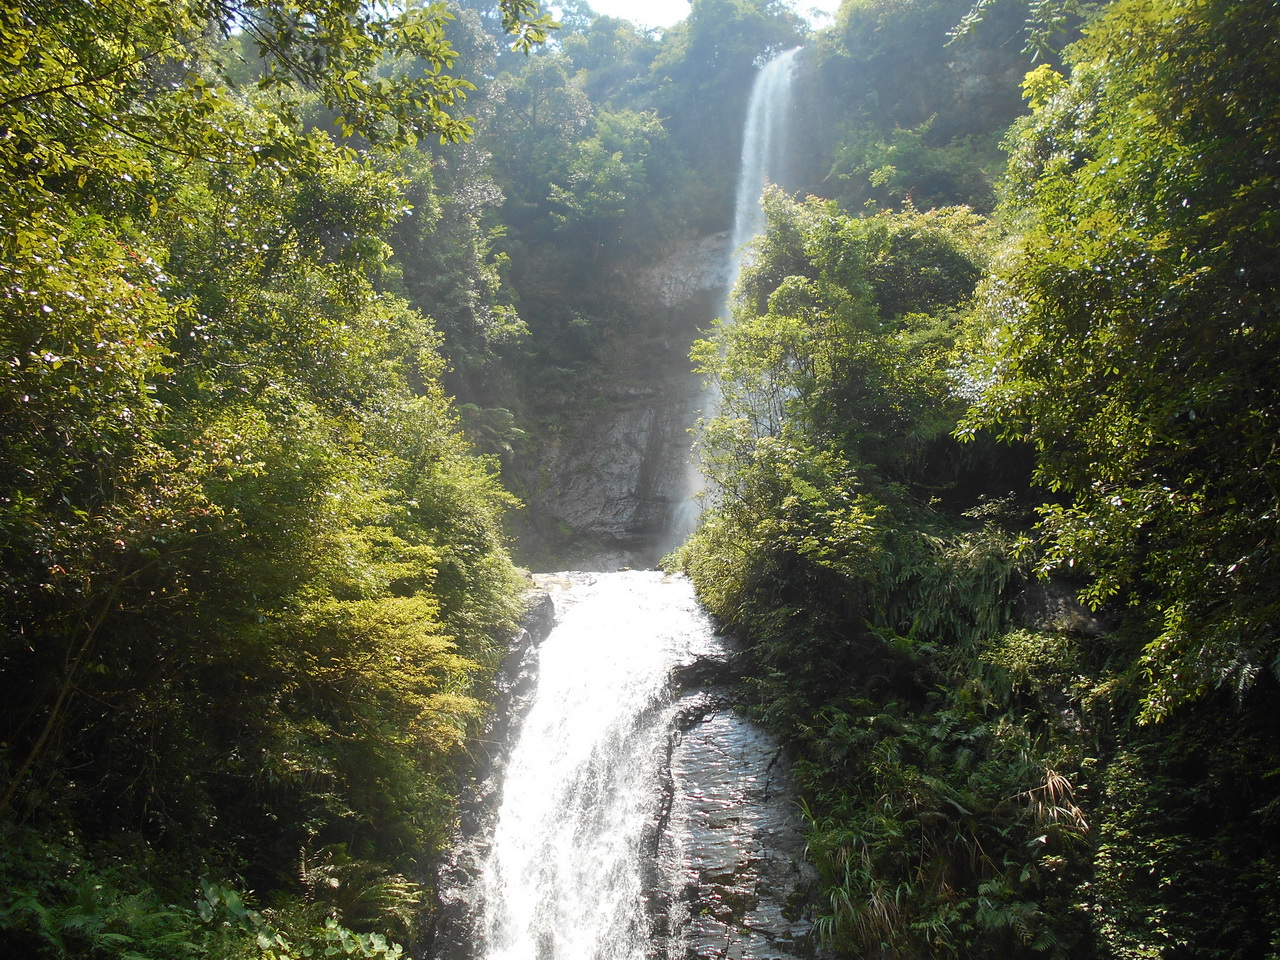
[495,0,559,52]
[964,0,1280,720]
[696,191,989,484]
[0,1,532,951]
[949,0,1099,58]
[547,109,668,256]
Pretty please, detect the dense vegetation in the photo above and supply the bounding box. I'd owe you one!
[4,0,1279,957]
[0,2,546,956]
[679,0,1280,956]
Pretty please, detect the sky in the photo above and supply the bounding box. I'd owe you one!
[563,1,844,30]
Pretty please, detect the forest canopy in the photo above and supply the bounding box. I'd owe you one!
[0,2,543,957]
[678,0,1280,956]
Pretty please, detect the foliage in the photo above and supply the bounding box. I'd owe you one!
[960,0,1280,721]
[828,123,1001,213]
[0,827,419,959]
[677,186,1092,957]
[684,192,1003,643]
[0,0,553,164]
[548,108,671,259]
[560,16,662,107]
[798,0,1037,213]
[0,0,535,955]
[949,0,1101,58]
[799,701,1090,958]
[696,191,991,475]
[1084,709,1280,960]
[680,2,1280,958]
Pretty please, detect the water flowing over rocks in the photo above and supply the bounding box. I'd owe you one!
[427,588,554,960]
[426,573,818,960]
[429,48,819,960]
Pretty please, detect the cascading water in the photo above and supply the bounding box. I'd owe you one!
[666,46,803,549]
[468,572,814,960]
[446,48,815,960]
[479,572,715,960]
[728,47,802,292]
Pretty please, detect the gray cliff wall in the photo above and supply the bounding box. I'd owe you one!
[509,234,732,571]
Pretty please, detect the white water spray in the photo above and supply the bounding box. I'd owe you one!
[728,47,802,292]
[478,572,720,960]
[473,572,812,960]
[665,47,802,549]
[469,49,814,960]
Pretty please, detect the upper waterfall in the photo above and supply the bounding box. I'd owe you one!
[728,47,803,293]
[661,46,803,554]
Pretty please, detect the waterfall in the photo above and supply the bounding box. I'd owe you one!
[479,573,709,960]
[471,572,813,960]
[664,47,802,551]
[728,47,802,293]
[457,48,815,960]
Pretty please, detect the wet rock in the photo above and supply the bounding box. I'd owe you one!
[637,233,734,308]
[520,373,705,571]
[657,696,818,960]
[670,652,742,692]
[1018,576,1109,636]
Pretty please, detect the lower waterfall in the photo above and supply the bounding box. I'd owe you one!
[440,571,814,960]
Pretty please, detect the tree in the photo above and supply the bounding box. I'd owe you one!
[686,189,997,649]
[697,190,990,483]
[679,190,1093,959]
[485,51,594,218]
[390,147,528,405]
[561,16,662,107]
[0,2,537,955]
[961,0,1280,721]
[548,109,670,258]
[799,0,1038,212]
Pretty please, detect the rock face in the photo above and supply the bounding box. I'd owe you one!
[654,694,817,960]
[510,234,732,571]
[639,233,734,308]
[522,376,706,570]
[1018,576,1109,637]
